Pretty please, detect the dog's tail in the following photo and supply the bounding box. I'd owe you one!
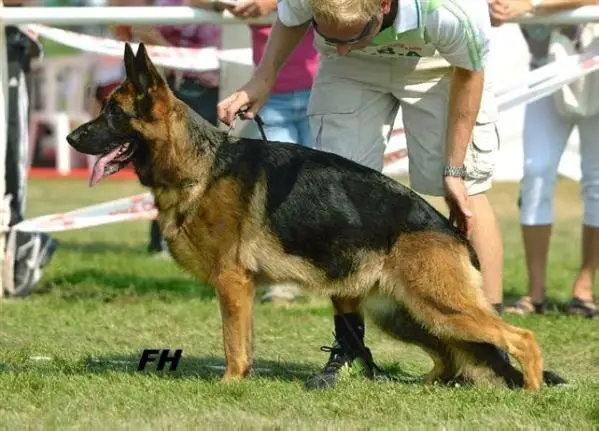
[363,296,567,388]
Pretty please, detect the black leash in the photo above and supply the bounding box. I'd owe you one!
[227,109,268,144]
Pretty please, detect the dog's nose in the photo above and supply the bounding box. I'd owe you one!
[66,129,81,147]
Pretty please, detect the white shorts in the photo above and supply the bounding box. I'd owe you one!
[520,95,599,227]
[308,54,500,197]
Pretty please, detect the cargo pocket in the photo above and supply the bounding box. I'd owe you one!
[308,81,364,154]
[466,109,501,180]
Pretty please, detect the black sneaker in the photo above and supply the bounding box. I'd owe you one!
[11,231,58,296]
[304,335,377,391]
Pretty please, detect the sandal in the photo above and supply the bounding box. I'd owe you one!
[505,296,547,316]
[566,297,597,318]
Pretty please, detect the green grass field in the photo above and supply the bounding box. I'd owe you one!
[1,177,598,430]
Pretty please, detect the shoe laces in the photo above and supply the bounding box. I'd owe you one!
[319,338,350,373]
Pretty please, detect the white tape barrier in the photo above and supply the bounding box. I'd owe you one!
[25,23,599,126]
[13,193,157,233]
[497,40,599,111]
[9,26,599,235]
[24,23,599,99]
[22,24,222,73]
[22,24,256,71]
[22,23,599,178]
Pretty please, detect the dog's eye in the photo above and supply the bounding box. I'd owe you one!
[104,100,132,130]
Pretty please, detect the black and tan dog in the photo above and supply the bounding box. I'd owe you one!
[67,43,563,390]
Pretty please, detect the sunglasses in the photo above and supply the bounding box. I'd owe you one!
[312,15,377,46]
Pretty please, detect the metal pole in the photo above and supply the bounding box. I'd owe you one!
[0,7,275,25]
[0,0,8,296]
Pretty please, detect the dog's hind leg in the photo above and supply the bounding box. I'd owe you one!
[212,266,255,383]
[365,297,459,384]
[465,342,568,387]
[386,232,544,390]
[366,296,566,388]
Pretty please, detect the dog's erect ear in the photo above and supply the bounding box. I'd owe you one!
[123,43,137,84]
[132,43,167,95]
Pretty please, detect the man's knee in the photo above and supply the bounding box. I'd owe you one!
[519,160,559,225]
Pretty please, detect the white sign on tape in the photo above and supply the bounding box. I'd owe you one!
[13,193,157,233]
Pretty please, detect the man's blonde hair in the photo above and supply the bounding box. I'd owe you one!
[308,0,381,28]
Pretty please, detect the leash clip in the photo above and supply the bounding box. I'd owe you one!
[227,109,269,144]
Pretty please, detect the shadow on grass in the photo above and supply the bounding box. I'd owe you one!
[2,353,421,386]
[57,240,147,255]
[80,353,421,385]
[82,354,317,382]
[46,269,216,300]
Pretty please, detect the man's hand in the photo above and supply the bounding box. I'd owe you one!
[444,176,473,237]
[489,0,533,25]
[443,66,482,238]
[217,74,274,126]
[217,18,309,125]
[183,0,231,11]
[129,25,171,45]
[112,25,134,42]
[227,0,277,18]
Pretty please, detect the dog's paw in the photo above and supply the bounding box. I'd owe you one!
[543,370,568,386]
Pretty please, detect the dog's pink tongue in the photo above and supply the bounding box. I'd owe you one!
[89,147,121,187]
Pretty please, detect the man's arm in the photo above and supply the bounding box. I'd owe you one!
[423,1,492,231]
[254,17,310,85]
[216,18,309,124]
[226,0,308,81]
[445,68,484,170]
[227,0,277,18]
[425,1,491,169]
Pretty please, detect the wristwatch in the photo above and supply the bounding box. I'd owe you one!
[444,165,466,178]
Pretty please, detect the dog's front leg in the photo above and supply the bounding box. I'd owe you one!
[213,267,255,383]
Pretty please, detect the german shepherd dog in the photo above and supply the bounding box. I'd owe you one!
[67,44,564,390]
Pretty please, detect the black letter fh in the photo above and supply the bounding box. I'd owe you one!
[138,349,182,371]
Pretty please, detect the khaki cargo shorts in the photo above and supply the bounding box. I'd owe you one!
[308,54,500,197]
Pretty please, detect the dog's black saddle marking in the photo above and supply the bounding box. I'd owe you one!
[210,138,465,280]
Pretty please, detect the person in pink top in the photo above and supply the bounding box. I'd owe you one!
[228,0,319,302]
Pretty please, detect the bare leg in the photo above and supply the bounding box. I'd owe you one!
[571,225,599,302]
[464,193,504,306]
[522,225,552,304]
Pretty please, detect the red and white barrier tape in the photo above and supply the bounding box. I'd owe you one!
[10,26,599,235]
[20,24,222,72]
[497,40,599,111]
[13,193,157,233]
[23,23,599,109]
